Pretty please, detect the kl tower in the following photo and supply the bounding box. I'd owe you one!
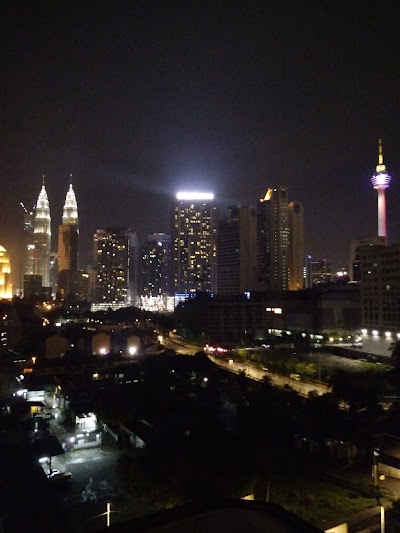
[371,138,391,244]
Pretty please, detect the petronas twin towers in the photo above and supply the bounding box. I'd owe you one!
[33,184,52,286]
[32,181,79,289]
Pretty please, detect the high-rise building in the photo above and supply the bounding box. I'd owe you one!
[0,245,12,299]
[256,187,289,290]
[58,183,79,298]
[33,183,51,288]
[311,259,332,285]
[93,228,132,308]
[217,205,257,295]
[61,182,78,226]
[371,139,391,242]
[50,252,58,295]
[20,203,35,276]
[128,232,139,306]
[359,243,400,331]
[141,233,171,298]
[304,254,313,288]
[172,192,217,294]
[288,201,304,290]
[58,226,78,273]
[23,274,42,299]
[73,270,89,301]
[349,236,385,282]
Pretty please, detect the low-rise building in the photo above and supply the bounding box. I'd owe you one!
[205,286,361,343]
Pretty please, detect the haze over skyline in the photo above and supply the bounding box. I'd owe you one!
[2,1,400,285]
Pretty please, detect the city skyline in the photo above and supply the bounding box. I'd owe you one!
[2,3,400,284]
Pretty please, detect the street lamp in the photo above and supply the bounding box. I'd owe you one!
[373,448,383,504]
[373,449,380,487]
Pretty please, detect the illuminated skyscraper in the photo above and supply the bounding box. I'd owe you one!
[58,183,79,297]
[93,228,132,308]
[288,201,304,290]
[371,139,391,242]
[141,233,171,297]
[0,245,12,299]
[256,187,289,290]
[20,203,35,276]
[172,192,217,294]
[33,183,51,287]
[62,182,78,225]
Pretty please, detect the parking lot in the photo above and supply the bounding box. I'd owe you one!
[47,443,156,531]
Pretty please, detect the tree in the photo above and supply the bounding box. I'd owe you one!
[331,370,382,410]
[391,341,400,368]
[295,362,317,378]
[285,355,299,372]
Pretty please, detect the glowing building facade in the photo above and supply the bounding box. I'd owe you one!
[0,246,12,299]
[61,182,79,225]
[33,184,51,287]
[256,187,289,290]
[58,184,79,297]
[371,139,391,242]
[93,228,132,306]
[172,192,217,294]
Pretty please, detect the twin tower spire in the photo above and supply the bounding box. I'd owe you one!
[32,179,79,288]
[35,178,79,228]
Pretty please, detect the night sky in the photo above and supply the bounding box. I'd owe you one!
[2,1,400,286]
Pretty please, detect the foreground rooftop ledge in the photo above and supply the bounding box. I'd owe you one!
[98,498,324,532]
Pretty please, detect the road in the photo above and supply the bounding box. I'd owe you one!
[163,335,331,396]
[208,354,331,396]
[162,335,199,355]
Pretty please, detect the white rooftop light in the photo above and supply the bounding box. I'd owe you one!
[176,192,214,200]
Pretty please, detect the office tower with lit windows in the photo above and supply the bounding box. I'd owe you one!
[217,205,257,295]
[349,236,385,282]
[20,203,35,276]
[311,259,332,285]
[129,232,139,306]
[0,245,12,299]
[288,201,304,290]
[58,183,79,298]
[371,139,391,243]
[93,228,132,307]
[141,233,171,298]
[33,183,51,288]
[304,254,312,288]
[50,252,58,294]
[172,192,217,294]
[359,243,400,331]
[256,187,289,291]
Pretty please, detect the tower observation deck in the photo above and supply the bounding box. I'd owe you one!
[371,139,391,241]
